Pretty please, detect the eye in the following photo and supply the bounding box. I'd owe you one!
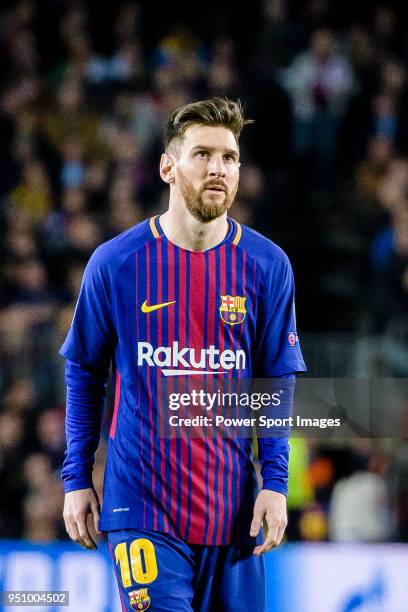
[196,151,210,159]
[224,154,234,162]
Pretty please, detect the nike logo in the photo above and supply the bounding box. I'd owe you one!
[141,299,176,313]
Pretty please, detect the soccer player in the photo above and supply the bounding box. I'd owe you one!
[61,97,306,611]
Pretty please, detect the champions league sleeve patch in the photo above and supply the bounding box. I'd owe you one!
[288,332,299,346]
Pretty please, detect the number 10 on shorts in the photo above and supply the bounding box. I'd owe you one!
[115,539,158,587]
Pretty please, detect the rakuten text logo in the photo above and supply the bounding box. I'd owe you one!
[137,341,246,376]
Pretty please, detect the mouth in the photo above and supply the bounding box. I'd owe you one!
[204,186,226,193]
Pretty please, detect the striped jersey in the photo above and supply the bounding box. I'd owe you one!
[60,215,306,545]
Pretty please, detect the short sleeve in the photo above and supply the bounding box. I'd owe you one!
[255,256,306,376]
[60,249,117,370]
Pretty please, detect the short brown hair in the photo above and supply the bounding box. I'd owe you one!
[165,97,253,150]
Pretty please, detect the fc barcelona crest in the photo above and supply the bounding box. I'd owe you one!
[129,588,151,611]
[219,295,247,325]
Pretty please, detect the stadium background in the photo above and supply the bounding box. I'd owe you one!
[0,0,407,610]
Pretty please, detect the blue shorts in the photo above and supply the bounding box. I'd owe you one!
[108,529,265,612]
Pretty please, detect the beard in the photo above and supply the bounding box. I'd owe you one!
[178,170,238,222]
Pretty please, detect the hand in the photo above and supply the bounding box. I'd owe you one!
[250,489,287,556]
[63,488,101,550]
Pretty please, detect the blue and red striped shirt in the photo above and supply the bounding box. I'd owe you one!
[60,216,306,545]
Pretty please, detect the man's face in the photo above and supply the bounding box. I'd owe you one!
[169,125,240,222]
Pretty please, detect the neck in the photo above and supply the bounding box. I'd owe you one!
[159,202,229,252]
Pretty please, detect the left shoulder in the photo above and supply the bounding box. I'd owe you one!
[235,221,292,278]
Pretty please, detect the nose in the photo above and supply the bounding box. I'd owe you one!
[208,155,226,177]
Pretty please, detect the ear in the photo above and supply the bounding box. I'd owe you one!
[160,153,175,184]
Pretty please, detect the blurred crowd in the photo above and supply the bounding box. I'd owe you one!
[0,0,407,543]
